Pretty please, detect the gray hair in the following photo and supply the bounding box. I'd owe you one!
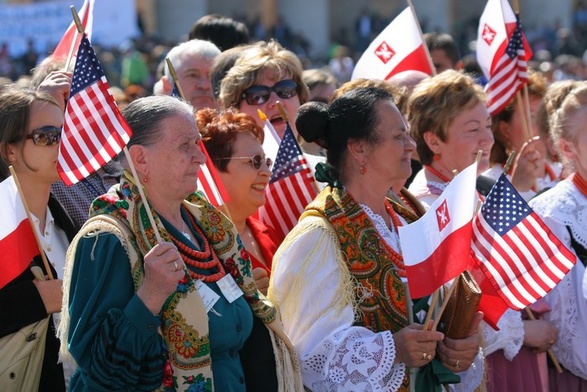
[164,39,220,84]
[121,95,195,155]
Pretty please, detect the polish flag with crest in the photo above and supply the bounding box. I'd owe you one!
[398,162,478,298]
[352,7,433,81]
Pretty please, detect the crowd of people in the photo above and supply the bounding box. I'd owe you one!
[0,9,586,392]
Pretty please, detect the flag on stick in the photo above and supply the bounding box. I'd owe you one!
[257,124,317,242]
[476,0,532,115]
[196,144,230,207]
[471,173,576,310]
[58,34,132,186]
[398,162,478,298]
[0,176,39,289]
[352,7,433,81]
[51,0,95,61]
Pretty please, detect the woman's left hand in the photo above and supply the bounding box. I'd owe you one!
[436,311,483,373]
[37,71,72,111]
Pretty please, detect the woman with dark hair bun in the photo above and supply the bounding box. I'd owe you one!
[268,87,484,391]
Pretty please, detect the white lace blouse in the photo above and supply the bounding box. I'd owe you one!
[269,205,483,391]
[529,178,587,379]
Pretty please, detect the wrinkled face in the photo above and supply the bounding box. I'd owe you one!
[142,112,206,199]
[238,69,301,139]
[437,102,494,174]
[11,100,63,184]
[364,100,416,186]
[217,132,271,219]
[176,54,217,110]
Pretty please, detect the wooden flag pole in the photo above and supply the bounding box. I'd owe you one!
[524,307,563,373]
[122,147,163,244]
[8,166,54,280]
[406,0,437,76]
[165,58,187,99]
[64,6,84,72]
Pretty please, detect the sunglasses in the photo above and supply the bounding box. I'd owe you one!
[25,126,62,146]
[215,154,273,170]
[241,79,298,105]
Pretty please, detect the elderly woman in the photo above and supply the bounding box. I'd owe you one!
[219,40,309,140]
[529,83,587,390]
[0,88,78,391]
[268,87,483,391]
[60,96,284,392]
[407,70,558,392]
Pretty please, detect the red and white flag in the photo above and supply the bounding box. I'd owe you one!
[258,124,317,242]
[0,176,39,289]
[196,143,230,207]
[398,162,478,298]
[471,173,576,310]
[476,0,532,115]
[58,34,132,185]
[51,0,95,61]
[352,7,433,81]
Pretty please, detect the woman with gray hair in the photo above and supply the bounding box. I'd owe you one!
[60,95,285,391]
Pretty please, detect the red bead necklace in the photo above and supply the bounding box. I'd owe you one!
[424,164,452,183]
[168,210,226,282]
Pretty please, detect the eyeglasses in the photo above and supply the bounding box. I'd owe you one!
[215,154,273,170]
[25,126,62,146]
[241,79,298,105]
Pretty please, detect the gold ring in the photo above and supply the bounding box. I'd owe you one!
[422,352,427,360]
[455,360,460,369]
[173,261,179,271]
[426,354,433,361]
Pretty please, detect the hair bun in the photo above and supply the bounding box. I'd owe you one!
[296,101,329,149]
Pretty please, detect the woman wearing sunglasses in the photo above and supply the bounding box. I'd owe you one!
[219,40,309,140]
[0,89,78,391]
[198,107,284,392]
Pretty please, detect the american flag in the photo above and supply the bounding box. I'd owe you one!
[58,35,132,186]
[471,174,576,310]
[477,0,532,115]
[257,124,317,241]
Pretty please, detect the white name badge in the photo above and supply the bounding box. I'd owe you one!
[195,280,220,313]
[216,274,244,303]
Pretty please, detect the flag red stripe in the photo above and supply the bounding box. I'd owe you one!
[384,45,433,80]
[406,222,473,298]
[0,220,38,289]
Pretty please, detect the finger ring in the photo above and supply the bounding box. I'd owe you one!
[426,354,433,361]
[549,339,554,345]
[455,360,460,369]
[173,261,179,271]
[422,352,427,360]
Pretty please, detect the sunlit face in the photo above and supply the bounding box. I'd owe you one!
[11,100,63,184]
[560,108,587,180]
[218,132,271,219]
[142,112,206,199]
[238,69,301,139]
[364,100,416,186]
[176,54,216,110]
[436,102,494,174]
